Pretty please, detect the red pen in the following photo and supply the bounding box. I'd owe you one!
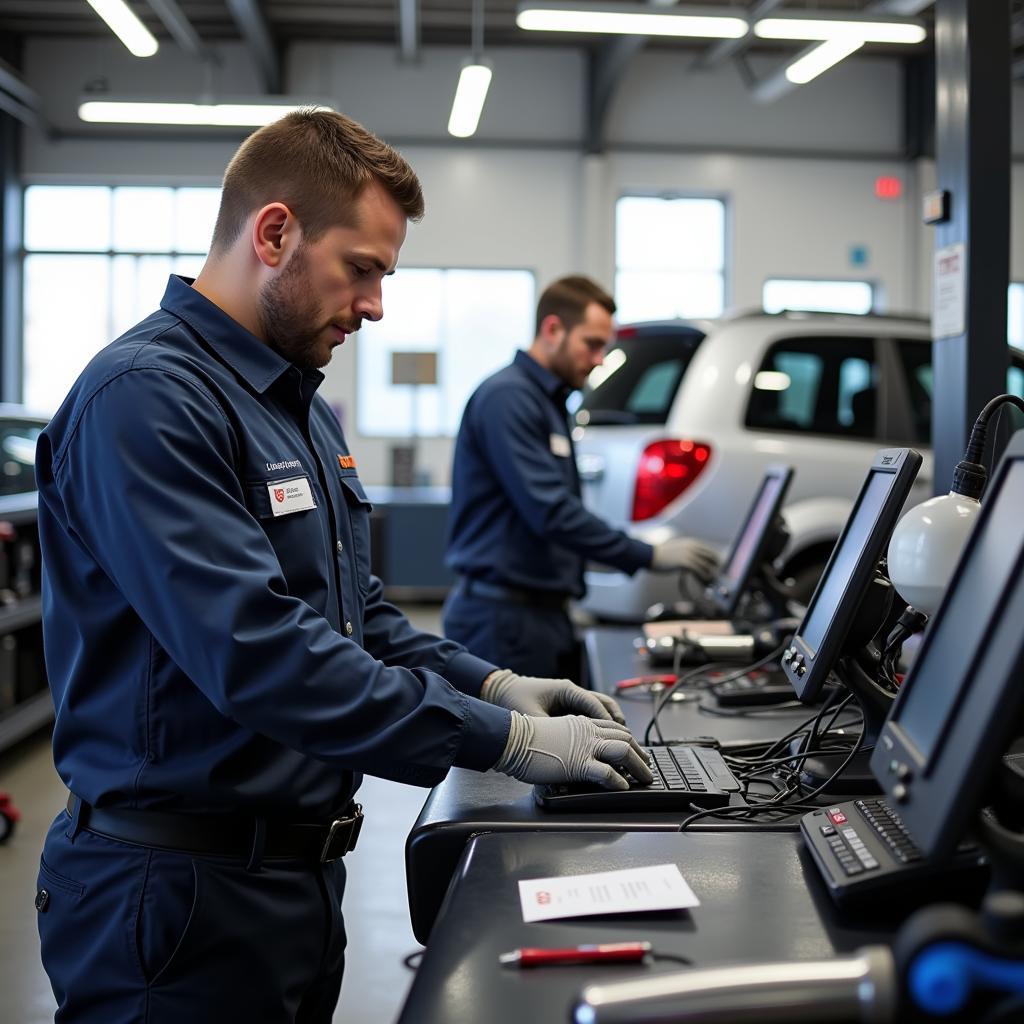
[498,942,652,967]
[615,675,676,692]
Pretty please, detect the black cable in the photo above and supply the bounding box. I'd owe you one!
[644,642,789,746]
[649,952,693,967]
[402,950,424,971]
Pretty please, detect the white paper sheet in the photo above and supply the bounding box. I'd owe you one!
[518,863,700,923]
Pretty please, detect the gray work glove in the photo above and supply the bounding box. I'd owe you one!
[492,712,654,791]
[650,536,720,581]
[481,669,626,725]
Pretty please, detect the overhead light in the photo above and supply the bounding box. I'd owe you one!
[85,0,159,58]
[517,2,748,39]
[785,38,864,84]
[448,61,493,138]
[449,0,492,139]
[78,99,330,127]
[754,14,927,44]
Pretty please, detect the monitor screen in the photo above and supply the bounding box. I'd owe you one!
[782,448,922,702]
[720,474,787,586]
[707,466,793,616]
[874,439,1024,859]
[799,472,893,658]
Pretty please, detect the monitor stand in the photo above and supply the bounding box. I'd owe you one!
[791,655,895,796]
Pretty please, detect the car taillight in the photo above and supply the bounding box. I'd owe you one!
[632,439,712,522]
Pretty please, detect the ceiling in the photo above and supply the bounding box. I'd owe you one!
[0,0,945,54]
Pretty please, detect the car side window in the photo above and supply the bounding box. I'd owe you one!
[745,337,878,439]
[895,342,1024,445]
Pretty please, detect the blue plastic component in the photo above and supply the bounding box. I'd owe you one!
[909,942,1024,1015]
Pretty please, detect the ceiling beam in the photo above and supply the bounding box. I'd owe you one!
[584,0,679,154]
[0,58,48,131]
[225,0,281,93]
[695,0,782,72]
[145,0,210,60]
[398,0,420,61]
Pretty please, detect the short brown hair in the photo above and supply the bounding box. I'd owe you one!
[535,275,616,336]
[210,108,424,253]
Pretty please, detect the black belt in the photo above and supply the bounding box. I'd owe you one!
[461,577,570,611]
[67,796,363,863]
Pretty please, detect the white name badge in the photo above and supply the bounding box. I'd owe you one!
[267,476,317,516]
[549,433,571,458]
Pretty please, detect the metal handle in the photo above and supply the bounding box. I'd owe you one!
[572,946,897,1024]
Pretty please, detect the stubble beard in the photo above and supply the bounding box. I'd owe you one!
[258,244,332,371]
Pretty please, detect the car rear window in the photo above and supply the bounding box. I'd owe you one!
[577,329,704,426]
[0,419,44,496]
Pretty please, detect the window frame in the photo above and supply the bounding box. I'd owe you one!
[353,264,538,440]
[613,191,731,323]
[19,182,221,410]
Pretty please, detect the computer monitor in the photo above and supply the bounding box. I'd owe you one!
[873,431,1024,862]
[782,448,922,703]
[704,465,794,618]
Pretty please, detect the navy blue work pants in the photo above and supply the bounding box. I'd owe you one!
[36,812,347,1023]
[442,591,584,684]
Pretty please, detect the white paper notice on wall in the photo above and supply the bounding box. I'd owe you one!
[933,242,966,341]
[518,863,700,923]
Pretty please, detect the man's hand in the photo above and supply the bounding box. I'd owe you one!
[492,713,654,791]
[650,537,720,581]
[481,669,625,724]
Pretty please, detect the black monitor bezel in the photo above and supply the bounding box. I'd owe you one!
[782,447,922,703]
[705,464,794,618]
[872,431,1024,861]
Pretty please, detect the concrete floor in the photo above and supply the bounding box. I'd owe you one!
[0,604,448,1024]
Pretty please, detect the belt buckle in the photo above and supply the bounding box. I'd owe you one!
[320,803,364,863]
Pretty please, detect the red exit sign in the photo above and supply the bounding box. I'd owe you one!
[875,176,903,200]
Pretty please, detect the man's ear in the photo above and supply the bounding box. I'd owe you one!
[538,313,566,347]
[251,203,298,268]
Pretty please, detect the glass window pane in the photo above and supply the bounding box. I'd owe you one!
[615,269,724,323]
[1009,283,1024,349]
[111,255,173,337]
[356,268,534,437]
[616,196,724,272]
[113,187,175,252]
[175,188,221,253]
[24,254,111,414]
[763,278,874,315]
[25,186,111,251]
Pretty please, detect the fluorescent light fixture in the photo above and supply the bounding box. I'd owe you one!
[448,61,492,138]
[79,99,330,127]
[785,37,864,84]
[86,0,159,57]
[517,2,748,39]
[754,14,926,44]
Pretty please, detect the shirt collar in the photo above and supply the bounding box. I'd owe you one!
[513,349,573,407]
[160,275,303,395]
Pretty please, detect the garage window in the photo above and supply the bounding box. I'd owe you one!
[22,185,220,413]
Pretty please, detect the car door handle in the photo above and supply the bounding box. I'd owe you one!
[577,454,606,482]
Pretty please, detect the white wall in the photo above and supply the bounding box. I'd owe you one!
[16,36,1024,484]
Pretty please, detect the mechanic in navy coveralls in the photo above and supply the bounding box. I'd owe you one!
[444,274,720,681]
[33,110,653,1024]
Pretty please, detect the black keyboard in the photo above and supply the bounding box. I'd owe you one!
[801,799,987,905]
[534,744,741,812]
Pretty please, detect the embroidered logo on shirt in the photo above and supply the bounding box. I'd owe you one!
[338,454,357,470]
[273,488,285,503]
[266,459,303,472]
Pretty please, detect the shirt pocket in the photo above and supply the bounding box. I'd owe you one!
[339,474,373,596]
[243,478,327,604]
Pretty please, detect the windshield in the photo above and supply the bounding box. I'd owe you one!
[577,329,704,426]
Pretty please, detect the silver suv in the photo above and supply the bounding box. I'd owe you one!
[575,310,1024,621]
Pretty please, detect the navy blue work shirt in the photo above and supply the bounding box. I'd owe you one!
[36,275,511,818]
[446,350,653,599]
